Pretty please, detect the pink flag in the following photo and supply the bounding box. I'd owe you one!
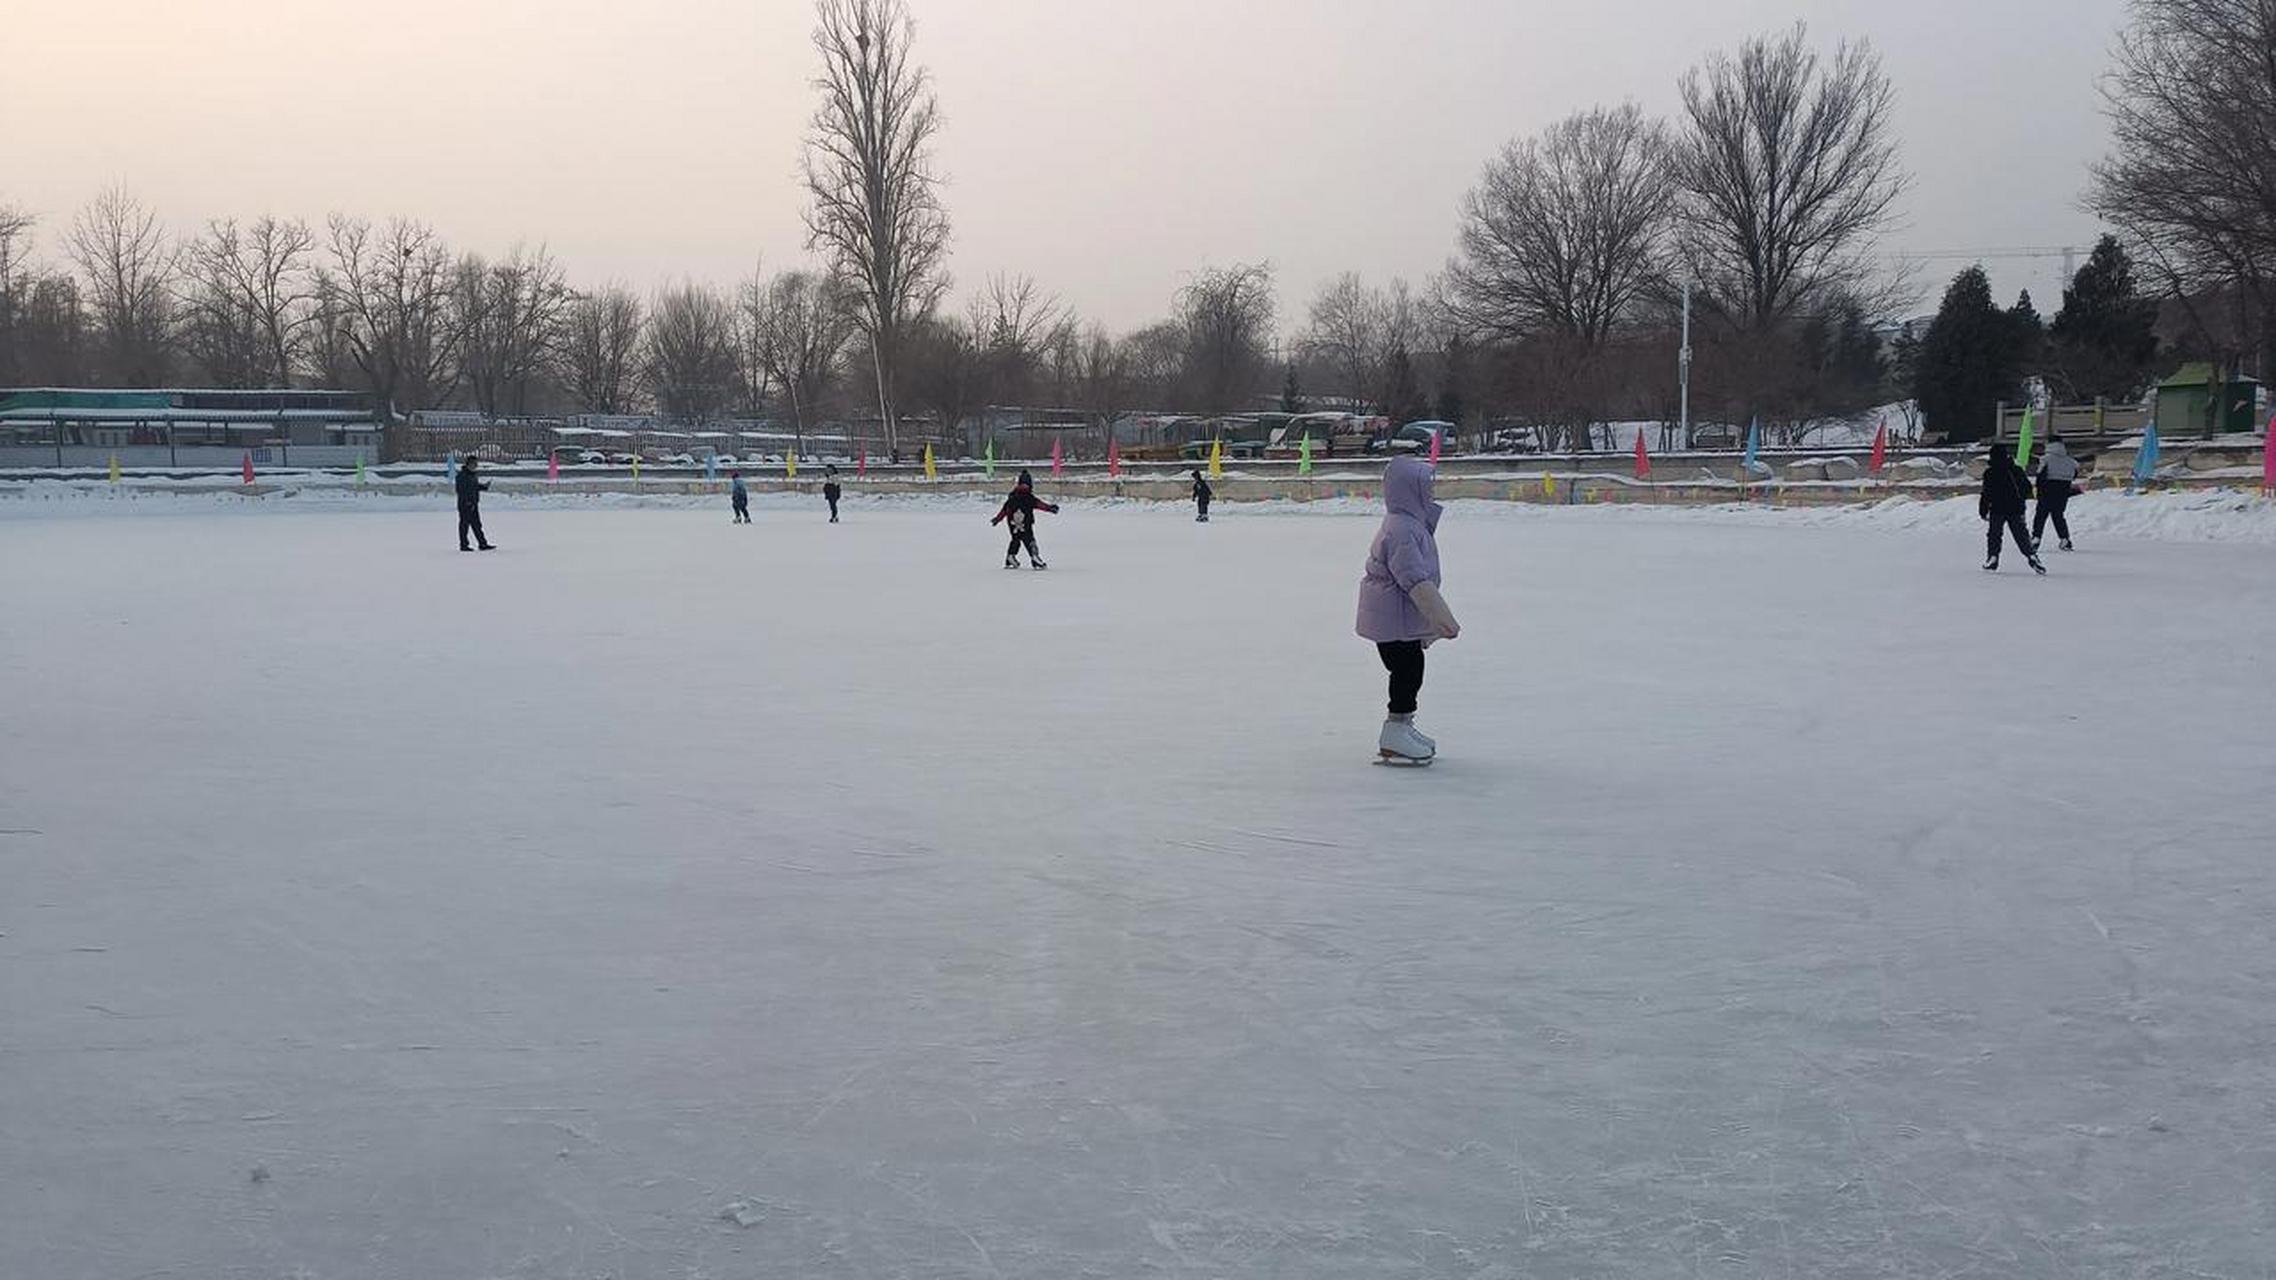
[2264,410,2275,494]
[1869,418,1888,474]
[1051,437,1063,475]
[857,447,867,476]
[548,452,560,482]
[1633,430,1650,479]
[241,452,254,485]
[1427,427,1442,463]
[1108,438,1121,478]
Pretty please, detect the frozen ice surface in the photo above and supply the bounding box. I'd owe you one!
[3,497,2273,1278]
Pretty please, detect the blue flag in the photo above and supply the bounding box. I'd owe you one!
[1743,416,1760,473]
[2132,420,2160,486]
[444,453,458,481]
[704,453,717,481]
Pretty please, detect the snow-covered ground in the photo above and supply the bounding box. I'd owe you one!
[4,496,2273,1279]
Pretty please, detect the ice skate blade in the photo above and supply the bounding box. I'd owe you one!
[1375,750,1434,767]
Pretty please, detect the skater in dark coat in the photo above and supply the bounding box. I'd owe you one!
[2031,436,2080,551]
[729,470,750,523]
[990,468,1059,568]
[456,455,494,551]
[1191,469,1213,522]
[1980,442,2043,574]
[823,466,842,523]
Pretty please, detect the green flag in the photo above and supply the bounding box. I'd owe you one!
[1298,433,1313,475]
[2016,406,2036,471]
[354,456,366,486]
[984,439,996,479]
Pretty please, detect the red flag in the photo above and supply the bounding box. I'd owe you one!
[1428,428,1442,463]
[1870,418,1888,474]
[241,452,254,485]
[1108,438,1121,477]
[856,446,867,476]
[548,451,560,482]
[1633,430,1650,479]
[1051,437,1063,475]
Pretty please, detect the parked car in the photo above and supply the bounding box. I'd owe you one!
[1689,424,1738,450]
[665,453,698,467]
[1372,421,1453,455]
[577,450,611,466]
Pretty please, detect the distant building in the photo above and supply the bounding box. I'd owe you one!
[0,388,382,466]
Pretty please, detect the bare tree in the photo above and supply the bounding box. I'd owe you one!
[559,286,645,414]
[903,313,985,449]
[454,244,570,418]
[1,201,39,384]
[802,0,951,455]
[645,282,739,422]
[66,185,178,384]
[1179,262,1276,414]
[1672,25,1905,332]
[2090,0,2276,378]
[963,273,1061,408]
[1074,323,1132,442]
[1302,272,1386,413]
[179,217,315,388]
[1447,104,1673,347]
[325,215,462,420]
[746,267,858,449]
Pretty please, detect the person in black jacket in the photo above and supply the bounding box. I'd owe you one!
[456,455,494,551]
[990,468,1059,568]
[1191,468,1213,522]
[1979,443,2041,574]
[823,465,843,523]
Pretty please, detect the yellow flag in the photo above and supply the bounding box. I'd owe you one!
[632,454,641,481]
[108,454,121,484]
[786,452,797,479]
[1208,437,1224,479]
[923,442,937,479]
[1543,472,1556,497]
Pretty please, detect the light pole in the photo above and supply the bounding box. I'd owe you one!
[1678,282,1693,451]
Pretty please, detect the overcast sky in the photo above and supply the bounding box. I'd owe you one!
[7,0,2131,330]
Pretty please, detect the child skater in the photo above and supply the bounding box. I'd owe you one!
[990,468,1059,569]
[1192,468,1213,522]
[729,470,750,523]
[823,465,843,523]
[1355,456,1459,763]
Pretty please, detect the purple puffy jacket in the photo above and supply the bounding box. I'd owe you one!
[1355,457,1444,643]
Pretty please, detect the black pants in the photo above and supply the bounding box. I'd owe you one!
[458,507,489,549]
[827,497,839,522]
[732,497,749,523]
[1196,495,1210,520]
[1985,511,2032,561]
[1006,529,1041,561]
[1376,640,1425,715]
[2032,483,2071,543]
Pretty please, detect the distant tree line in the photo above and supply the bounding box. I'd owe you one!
[3,0,2266,452]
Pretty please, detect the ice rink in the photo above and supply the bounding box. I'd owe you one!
[5,494,2273,1278]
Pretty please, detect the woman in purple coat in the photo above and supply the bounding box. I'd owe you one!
[1356,456,1461,762]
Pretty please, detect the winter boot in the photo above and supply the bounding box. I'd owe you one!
[1378,714,1435,763]
[1982,557,1999,572]
[2059,537,2073,551]
[2029,553,2046,575]
[1004,554,1020,569]
[1030,557,1049,570]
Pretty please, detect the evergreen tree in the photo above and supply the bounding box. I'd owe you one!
[2008,290,2046,385]
[1383,345,1425,424]
[2049,234,2160,403]
[1280,364,1304,414]
[1435,333,1471,427]
[1914,266,2025,443]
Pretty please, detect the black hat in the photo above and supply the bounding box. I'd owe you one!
[1017,468,1034,486]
